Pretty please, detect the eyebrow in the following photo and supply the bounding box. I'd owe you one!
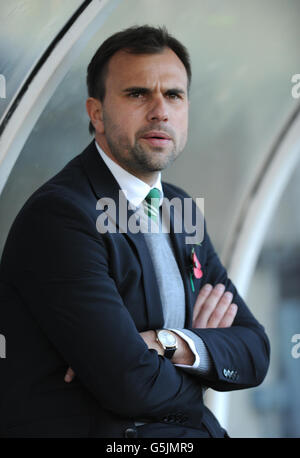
[122,86,186,95]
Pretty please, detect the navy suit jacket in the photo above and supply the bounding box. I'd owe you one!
[0,141,270,437]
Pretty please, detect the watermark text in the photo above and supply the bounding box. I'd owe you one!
[291,74,300,99]
[96,191,204,245]
[291,334,300,359]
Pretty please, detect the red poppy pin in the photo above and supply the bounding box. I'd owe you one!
[190,247,203,292]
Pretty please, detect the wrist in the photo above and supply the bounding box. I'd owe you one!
[169,331,195,365]
[139,330,164,355]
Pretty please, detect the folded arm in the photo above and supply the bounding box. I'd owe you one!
[131,227,270,390]
[135,282,237,365]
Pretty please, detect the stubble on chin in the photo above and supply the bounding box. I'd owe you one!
[105,130,179,173]
[102,112,185,173]
[131,140,178,172]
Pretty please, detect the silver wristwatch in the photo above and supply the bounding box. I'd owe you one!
[155,329,178,359]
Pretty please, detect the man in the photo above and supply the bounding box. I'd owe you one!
[0,25,270,438]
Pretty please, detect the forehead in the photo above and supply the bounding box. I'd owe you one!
[105,48,188,90]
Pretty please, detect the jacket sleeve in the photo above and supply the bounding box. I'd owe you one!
[3,192,206,422]
[186,221,271,391]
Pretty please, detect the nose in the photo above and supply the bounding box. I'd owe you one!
[146,94,169,123]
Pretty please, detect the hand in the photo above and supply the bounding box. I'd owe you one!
[64,366,75,383]
[192,283,238,328]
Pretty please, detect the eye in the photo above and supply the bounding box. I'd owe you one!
[128,90,147,98]
[166,92,183,100]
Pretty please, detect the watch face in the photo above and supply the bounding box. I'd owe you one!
[158,330,177,347]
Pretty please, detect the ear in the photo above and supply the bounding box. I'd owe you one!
[86,97,104,134]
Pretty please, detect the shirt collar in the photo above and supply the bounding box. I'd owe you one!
[95,140,164,208]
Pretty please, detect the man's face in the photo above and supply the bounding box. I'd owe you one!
[93,47,189,183]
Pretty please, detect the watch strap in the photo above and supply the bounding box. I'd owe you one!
[164,347,176,359]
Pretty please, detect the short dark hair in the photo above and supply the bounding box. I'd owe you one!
[86,25,192,134]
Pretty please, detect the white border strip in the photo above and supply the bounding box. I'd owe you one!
[0,0,122,195]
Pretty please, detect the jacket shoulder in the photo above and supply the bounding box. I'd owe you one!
[162,181,192,200]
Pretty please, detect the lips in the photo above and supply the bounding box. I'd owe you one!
[141,131,172,147]
[142,131,171,140]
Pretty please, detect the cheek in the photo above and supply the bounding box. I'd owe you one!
[172,109,188,149]
[113,105,140,135]
[174,110,188,135]
[124,115,144,144]
[104,105,133,140]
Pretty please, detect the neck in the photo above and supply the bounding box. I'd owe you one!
[95,136,159,186]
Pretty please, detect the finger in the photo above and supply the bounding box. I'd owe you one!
[206,291,234,328]
[192,284,213,322]
[64,367,75,383]
[218,303,238,328]
[194,284,226,328]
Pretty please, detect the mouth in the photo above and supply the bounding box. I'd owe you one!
[140,131,172,147]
